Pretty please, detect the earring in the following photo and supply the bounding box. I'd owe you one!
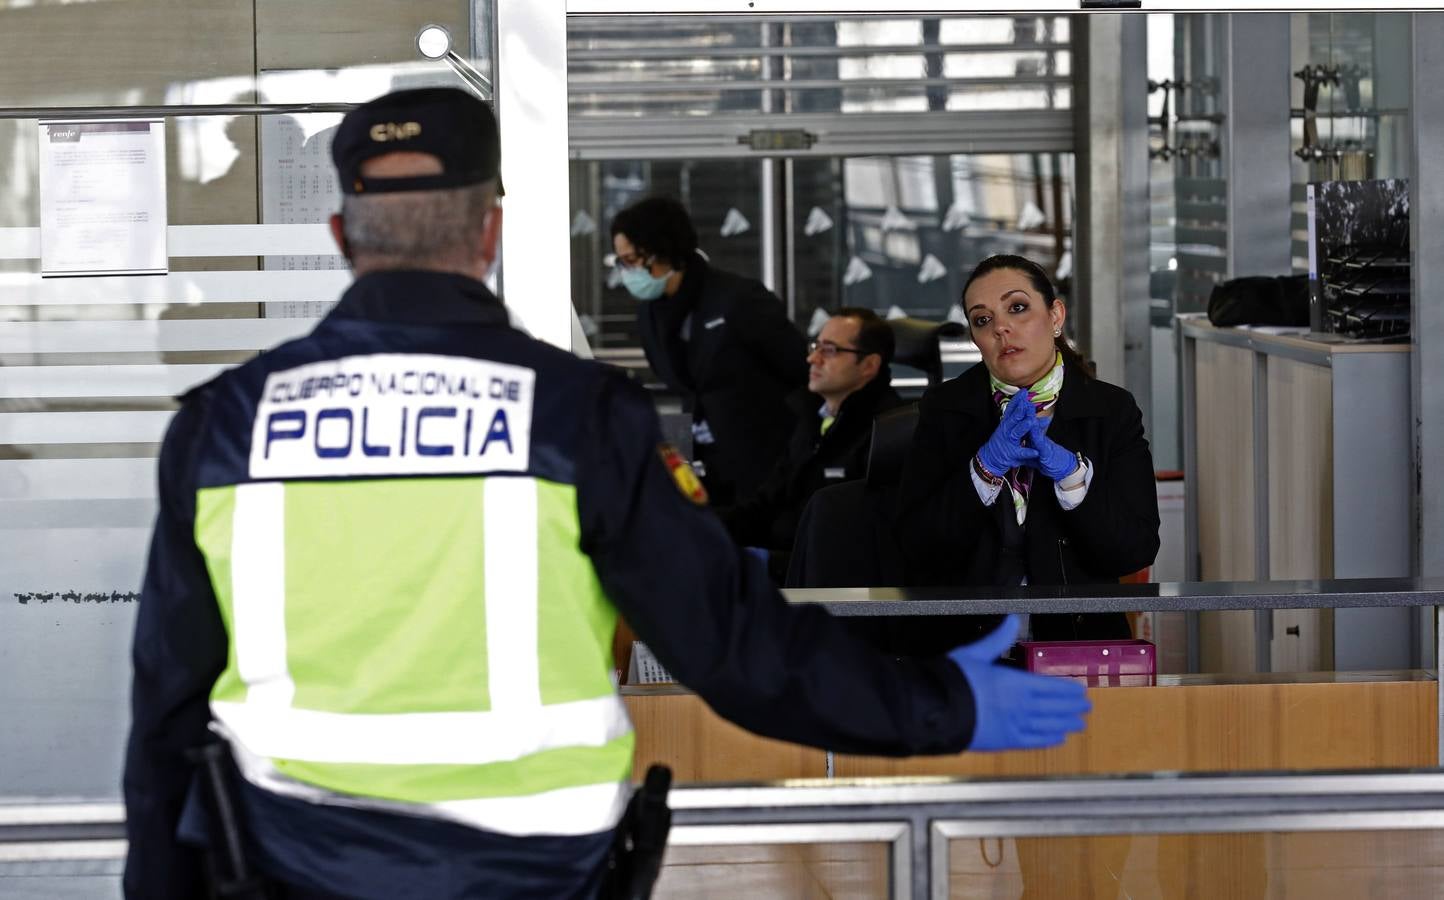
[1053,327,1062,337]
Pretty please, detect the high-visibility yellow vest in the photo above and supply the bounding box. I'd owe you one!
[194,474,634,837]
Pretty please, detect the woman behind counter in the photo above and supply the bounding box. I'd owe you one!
[896,254,1160,641]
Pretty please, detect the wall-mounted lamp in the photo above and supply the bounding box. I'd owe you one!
[416,24,492,101]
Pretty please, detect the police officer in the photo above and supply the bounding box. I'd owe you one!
[123,87,1091,900]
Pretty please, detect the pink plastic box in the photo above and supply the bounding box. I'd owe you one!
[1019,639,1156,686]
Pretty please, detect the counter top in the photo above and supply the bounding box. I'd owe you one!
[1177,313,1409,362]
[781,577,1444,616]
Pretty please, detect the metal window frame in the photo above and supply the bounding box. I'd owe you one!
[568,40,1072,61]
[560,7,1078,352]
[667,769,1444,900]
[568,2,1444,12]
[569,109,1075,160]
[669,821,911,897]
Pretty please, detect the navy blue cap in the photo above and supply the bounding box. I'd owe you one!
[332,87,501,195]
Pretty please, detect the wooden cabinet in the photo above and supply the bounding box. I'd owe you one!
[1180,316,1414,672]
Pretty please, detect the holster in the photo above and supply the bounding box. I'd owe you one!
[598,764,673,900]
[186,741,274,900]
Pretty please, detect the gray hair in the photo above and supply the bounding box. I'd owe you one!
[340,181,495,269]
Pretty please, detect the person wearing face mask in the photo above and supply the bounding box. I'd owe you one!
[896,254,1161,643]
[610,197,807,506]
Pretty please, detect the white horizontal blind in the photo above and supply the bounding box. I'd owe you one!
[0,223,342,541]
[1,226,344,806]
[566,14,1074,158]
[0,225,342,517]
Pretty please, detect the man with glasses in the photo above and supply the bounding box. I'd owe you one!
[721,308,901,582]
[610,197,807,506]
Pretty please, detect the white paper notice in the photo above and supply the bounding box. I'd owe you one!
[38,120,168,277]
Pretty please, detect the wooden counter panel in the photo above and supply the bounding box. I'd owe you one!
[836,678,1436,778]
[623,690,827,782]
[623,677,1436,782]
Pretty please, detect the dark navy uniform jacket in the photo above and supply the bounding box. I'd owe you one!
[123,270,978,900]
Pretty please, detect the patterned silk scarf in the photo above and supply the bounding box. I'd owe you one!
[989,352,1065,525]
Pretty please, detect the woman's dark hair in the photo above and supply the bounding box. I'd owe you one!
[609,196,699,270]
[960,253,1093,379]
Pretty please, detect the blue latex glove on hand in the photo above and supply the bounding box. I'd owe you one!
[1027,418,1080,483]
[975,391,1039,478]
[949,614,1091,752]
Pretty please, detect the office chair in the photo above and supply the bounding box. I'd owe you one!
[886,317,967,387]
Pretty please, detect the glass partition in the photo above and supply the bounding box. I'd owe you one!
[564,11,1078,379]
[567,14,1073,120]
[0,0,497,801]
[569,151,1073,358]
[945,830,1444,898]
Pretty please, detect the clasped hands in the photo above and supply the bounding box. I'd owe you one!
[975,391,1079,483]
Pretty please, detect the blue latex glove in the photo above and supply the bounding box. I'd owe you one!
[948,614,1091,751]
[975,391,1039,478]
[1027,418,1081,482]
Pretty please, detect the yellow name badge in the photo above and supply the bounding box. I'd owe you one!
[657,443,708,506]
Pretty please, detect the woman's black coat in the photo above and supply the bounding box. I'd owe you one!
[895,361,1161,642]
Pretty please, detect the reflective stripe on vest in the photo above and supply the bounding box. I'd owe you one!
[223,734,631,837]
[195,475,634,836]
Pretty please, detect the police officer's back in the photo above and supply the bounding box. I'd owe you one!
[123,88,1090,900]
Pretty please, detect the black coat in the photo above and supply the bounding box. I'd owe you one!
[637,254,807,505]
[721,373,903,576]
[896,362,1161,642]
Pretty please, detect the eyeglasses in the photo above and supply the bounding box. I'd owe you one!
[607,252,654,271]
[808,340,867,359]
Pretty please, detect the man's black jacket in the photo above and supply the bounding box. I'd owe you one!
[123,271,978,900]
[636,253,807,505]
[721,373,902,578]
[895,362,1161,642]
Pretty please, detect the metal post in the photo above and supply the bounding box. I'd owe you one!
[1411,15,1444,681]
[1181,326,1201,672]
[922,814,941,900]
[784,157,798,323]
[1252,350,1271,671]
[759,23,778,293]
[1073,14,1151,426]
[1219,13,1289,672]
[1221,13,1293,280]
[495,0,572,349]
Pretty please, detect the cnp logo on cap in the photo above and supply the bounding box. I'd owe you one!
[370,121,422,142]
[334,87,501,196]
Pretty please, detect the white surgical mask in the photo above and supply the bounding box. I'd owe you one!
[621,266,672,301]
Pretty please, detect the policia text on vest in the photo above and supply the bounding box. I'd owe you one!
[255,354,530,477]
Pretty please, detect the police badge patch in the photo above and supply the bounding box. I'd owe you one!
[657,444,708,505]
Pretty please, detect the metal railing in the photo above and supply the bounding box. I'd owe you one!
[668,769,1444,900]
[19,770,1444,899]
